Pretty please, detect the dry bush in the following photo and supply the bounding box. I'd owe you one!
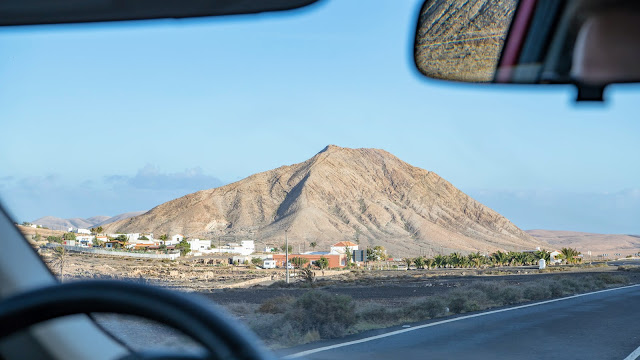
[284,291,356,339]
[257,296,295,314]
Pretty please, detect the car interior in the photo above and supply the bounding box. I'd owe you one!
[1,0,639,359]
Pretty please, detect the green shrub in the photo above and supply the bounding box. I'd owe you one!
[522,284,552,301]
[358,303,396,324]
[284,291,356,339]
[447,289,489,313]
[411,297,447,319]
[498,286,524,305]
[448,296,466,314]
[596,273,629,285]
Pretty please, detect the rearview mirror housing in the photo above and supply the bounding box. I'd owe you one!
[414,0,640,102]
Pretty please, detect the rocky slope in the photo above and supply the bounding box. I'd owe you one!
[106,145,540,257]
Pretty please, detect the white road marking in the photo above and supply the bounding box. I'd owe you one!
[283,283,640,359]
[623,345,640,360]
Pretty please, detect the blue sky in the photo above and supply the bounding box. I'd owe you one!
[1,0,639,233]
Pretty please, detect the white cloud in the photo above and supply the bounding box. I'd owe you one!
[105,164,222,191]
[0,166,225,222]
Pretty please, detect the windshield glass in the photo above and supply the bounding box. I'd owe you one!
[1,0,640,357]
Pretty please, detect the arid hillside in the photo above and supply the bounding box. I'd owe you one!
[527,230,640,257]
[106,145,541,256]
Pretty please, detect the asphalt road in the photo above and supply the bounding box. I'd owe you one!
[610,259,640,267]
[279,284,640,360]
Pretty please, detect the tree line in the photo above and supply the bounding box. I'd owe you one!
[405,248,582,269]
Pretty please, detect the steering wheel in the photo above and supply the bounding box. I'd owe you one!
[0,281,274,360]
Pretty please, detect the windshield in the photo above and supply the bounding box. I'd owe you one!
[1,0,640,358]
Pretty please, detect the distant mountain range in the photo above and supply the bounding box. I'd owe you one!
[105,145,541,257]
[32,211,145,231]
[527,230,640,257]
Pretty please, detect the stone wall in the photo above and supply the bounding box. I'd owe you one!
[45,243,180,260]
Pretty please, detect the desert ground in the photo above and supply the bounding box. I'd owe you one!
[34,247,640,352]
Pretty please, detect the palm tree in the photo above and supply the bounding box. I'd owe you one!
[449,252,465,268]
[96,226,104,234]
[310,241,317,251]
[506,251,521,266]
[413,257,426,269]
[492,251,509,267]
[534,249,551,262]
[51,246,67,281]
[404,258,413,269]
[433,254,447,269]
[425,258,435,270]
[468,252,484,268]
[561,247,581,264]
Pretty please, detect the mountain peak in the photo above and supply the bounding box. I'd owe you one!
[318,144,343,154]
[105,147,539,256]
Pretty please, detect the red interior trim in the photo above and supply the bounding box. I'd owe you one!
[496,0,538,82]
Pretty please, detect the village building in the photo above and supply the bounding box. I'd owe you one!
[329,241,359,255]
[188,238,211,252]
[75,234,95,247]
[199,240,255,256]
[163,234,184,246]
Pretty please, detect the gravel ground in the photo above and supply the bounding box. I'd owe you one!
[201,266,635,306]
[91,266,640,355]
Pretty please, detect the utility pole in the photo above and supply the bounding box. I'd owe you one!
[285,230,289,284]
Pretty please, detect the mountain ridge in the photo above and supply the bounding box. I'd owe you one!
[527,229,640,257]
[106,145,541,256]
[33,211,145,231]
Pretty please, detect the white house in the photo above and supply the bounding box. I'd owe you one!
[199,240,255,256]
[188,238,211,252]
[76,228,91,235]
[239,240,255,254]
[75,235,95,247]
[262,259,276,269]
[165,234,184,246]
[106,233,142,243]
[330,241,359,255]
[550,250,562,264]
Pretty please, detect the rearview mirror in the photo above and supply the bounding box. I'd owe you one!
[414,0,640,101]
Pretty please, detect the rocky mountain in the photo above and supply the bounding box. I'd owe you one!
[527,230,640,257]
[33,211,145,231]
[94,212,146,227]
[106,145,541,257]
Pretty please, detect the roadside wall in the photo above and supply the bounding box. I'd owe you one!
[45,243,180,260]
